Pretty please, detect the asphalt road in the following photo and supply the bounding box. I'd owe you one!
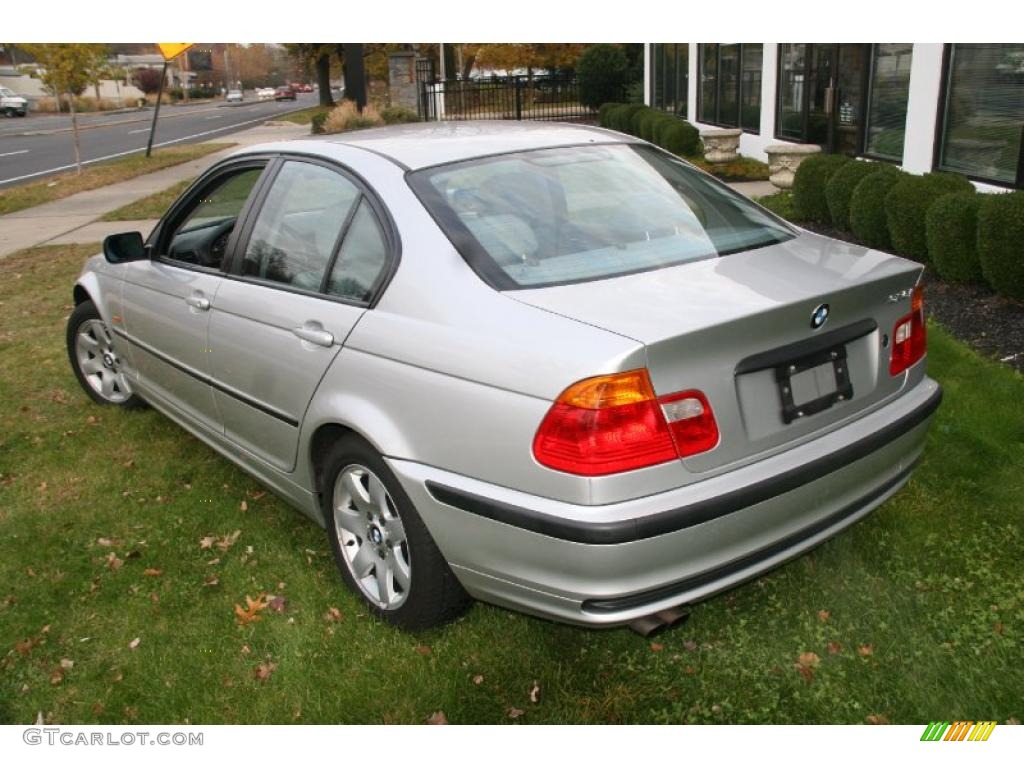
[0,93,319,188]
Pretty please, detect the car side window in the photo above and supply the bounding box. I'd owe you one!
[241,161,360,292]
[164,167,264,269]
[325,200,389,303]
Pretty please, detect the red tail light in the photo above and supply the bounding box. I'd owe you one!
[532,369,719,476]
[889,286,927,376]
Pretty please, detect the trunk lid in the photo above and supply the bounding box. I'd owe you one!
[512,231,924,473]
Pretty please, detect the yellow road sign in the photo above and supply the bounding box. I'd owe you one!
[156,43,195,61]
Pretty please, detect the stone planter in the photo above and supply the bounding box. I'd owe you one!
[765,144,822,190]
[700,128,742,164]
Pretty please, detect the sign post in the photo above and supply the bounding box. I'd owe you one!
[146,43,194,158]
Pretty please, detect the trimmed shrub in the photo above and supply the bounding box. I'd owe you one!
[310,110,330,135]
[926,192,983,283]
[849,166,907,249]
[657,119,701,157]
[825,160,885,231]
[629,105,651,137]
[607,103,645,134]
[638,109,673,142]
[379,105,419,125]
[792,154,850,223]
[885,172,973,261]
[598,102,624,128]
[978,190,1024,301]
[577,44,629,110]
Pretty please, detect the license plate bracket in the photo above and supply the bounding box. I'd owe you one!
[775,346,853,425]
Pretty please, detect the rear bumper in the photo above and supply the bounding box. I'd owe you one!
[388,376,941,627]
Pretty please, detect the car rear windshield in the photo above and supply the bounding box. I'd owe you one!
[408,143,795,290]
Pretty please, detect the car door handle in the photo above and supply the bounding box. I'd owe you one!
[292,324,334,347]
[185,295,210,311]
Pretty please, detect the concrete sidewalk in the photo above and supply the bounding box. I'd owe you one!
[0,121,309,258]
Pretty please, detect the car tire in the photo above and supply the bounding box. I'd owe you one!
[3,108,15,118]
[321,434,471,631]
[66,300,146,409]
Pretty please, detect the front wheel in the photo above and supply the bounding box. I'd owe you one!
[322,435,471,631]
[66,300,145,408]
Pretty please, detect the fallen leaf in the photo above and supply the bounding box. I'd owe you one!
[59,658,74,670]
[866,714,890,725]
[683,640,698,652]
[234,594,268,625]
[817,610,831,622]
[122,459,134,469]
[97,537,115,547]
[650,642,665,652]
[254,660,278,681]
[324,607,343,622]
[91,702,105,716]
[414,645,432,656]
[199,536,216,550]
[426,711,448,725]
[40,624,50,634]
[37,481,48,492]
[268,595,287,614]
[795,665,815,682]
[241,644,251,655]
[857,644,874,657]
[14,638,38,656]
[143,568,162,577]
[827,641,843,655]
[50,669,64,685]
[798,652,821,668]
[529,680,541,703]
[217,530,242,552]
[507,707,524,720]
[472,675,484,685]
[105,552,123,571]
[993,622,1005,635]
[250,491,266,501]
[203,575,220,588]
[240,500,248,512]
[128,637,140,650]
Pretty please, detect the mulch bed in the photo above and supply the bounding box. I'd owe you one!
[797,222,1024,373]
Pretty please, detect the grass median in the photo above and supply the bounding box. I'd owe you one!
[0,243,1020,725]
[101,179,194,222]
[0,143,232,217]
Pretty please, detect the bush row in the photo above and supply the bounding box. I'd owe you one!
[790,154,1023,300]
[598,103,701,158]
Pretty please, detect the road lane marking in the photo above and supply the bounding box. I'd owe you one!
[0,149,30,157]
[127,128,149,134]
[0,114,279,186]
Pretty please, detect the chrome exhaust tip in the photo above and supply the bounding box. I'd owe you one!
[627,606,690,637]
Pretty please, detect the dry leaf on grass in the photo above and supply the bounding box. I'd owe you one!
[472,675,484,685]
[217,530,242,552]
[414,645,432,656]
[128,637,140,650]
[240,500,248,512]
[234,594,268,625]
[198,536,216,550]
[254,660,278,681]
[507,707,524,720]
[529,681,541,704]
[794,651,820,682]
[817,610,831,622]
[268,595,287,614]
[650,642,665,652]
[426,711,448,725]
[59,658,73,670]
[866,714,890,725]
[324,607,343,622]
[827,641,843,655]
[857,644,874,657]
[105,552,124,571]
[143,568,162,577]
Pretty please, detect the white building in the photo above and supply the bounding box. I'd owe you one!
[644,43,1023,192]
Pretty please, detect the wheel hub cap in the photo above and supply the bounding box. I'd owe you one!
[75,319,131,404]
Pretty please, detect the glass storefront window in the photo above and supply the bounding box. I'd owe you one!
[938,43,1024,186]
[864,44,913,161]
[650,43,688,117]
[777,43,806,140]
[699,43,762,133]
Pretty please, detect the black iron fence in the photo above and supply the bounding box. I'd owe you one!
[418,75,603,122]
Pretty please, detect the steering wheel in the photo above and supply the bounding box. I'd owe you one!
[195,217,238,269]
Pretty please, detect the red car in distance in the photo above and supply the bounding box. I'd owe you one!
[275,85,297,101]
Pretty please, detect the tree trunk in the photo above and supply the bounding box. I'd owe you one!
[461,50,476,80]
[67,91,82,175]
[316,53,334,107]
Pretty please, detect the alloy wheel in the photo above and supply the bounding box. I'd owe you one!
[74,319,132,404]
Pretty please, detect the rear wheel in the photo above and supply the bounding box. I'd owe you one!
[66,300,145,408]
[322,435,471,631]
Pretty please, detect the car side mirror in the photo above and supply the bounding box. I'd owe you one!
[103,232,147,264]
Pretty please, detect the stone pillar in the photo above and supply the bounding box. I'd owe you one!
[700,128,742,163]
[765,144,822,190]
[388,51,418,111]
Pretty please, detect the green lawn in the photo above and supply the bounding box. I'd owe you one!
[0,144,232,217]
[101,179,194,222]
[275,106,329,127]
[0,244,1020,725]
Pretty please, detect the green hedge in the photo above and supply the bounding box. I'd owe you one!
[978,191,1024,301]
[658,120,700,157]
[885,172,973,261]
[926,192,983,283]
[792,154,851,224]
[598,102,700,157]
[605,103,645,133]
[849,166,907,249]
[825,160,885,231]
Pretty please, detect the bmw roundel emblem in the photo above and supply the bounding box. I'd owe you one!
[810,303,830,329]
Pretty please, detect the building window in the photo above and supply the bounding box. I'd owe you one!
[698,43,762,133]
[864,44,913,161]
[651,44,688,118]
[777,43,807,140]
[937,44,1024,187]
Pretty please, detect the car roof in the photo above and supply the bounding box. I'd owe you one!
[313,120,635,170]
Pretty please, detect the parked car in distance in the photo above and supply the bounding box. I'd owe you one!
[225,89,244,103]
[274,85,297,101]
[0,86,28,117]
[67,122,941,634]
[290,82,314,93]
[256,87,276,101]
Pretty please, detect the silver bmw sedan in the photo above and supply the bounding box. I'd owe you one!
[67,121,941,633]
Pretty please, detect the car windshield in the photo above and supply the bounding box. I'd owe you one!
[409,143,795,289]
[0,87,14,97]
